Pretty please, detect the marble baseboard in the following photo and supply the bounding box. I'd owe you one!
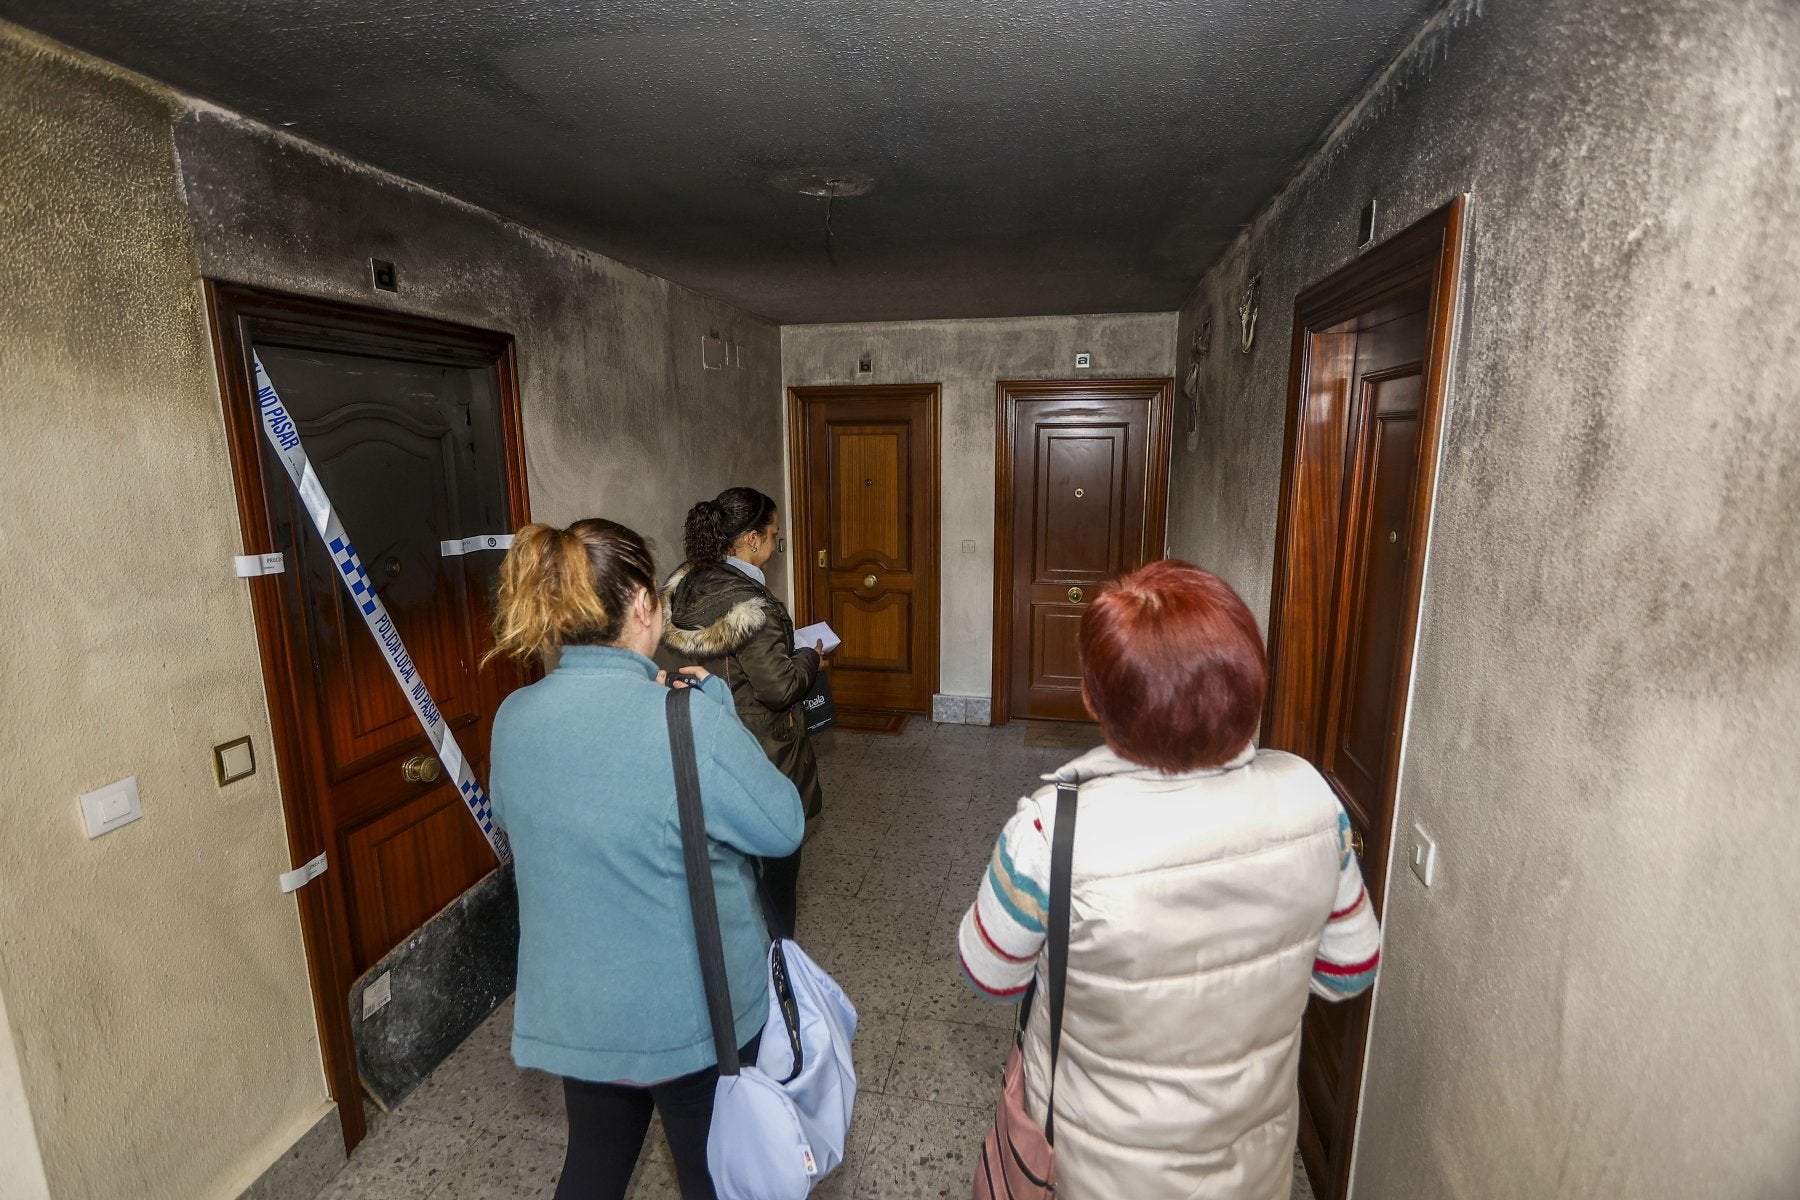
[351,862,519,1111]
[930,694,992,725]
[237,1104,343,1200]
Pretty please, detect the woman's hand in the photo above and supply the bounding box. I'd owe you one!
[815,640,833,670]
[673,665,710,688]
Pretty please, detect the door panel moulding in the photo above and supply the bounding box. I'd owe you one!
[1340,192,1470,1197]
[991,377,1173,726]
[786,383,942,715]
[1262,196,1467,1200]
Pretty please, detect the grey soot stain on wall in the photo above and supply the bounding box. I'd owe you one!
[176,108,785,589]
[1,20,792,1198]
[0,29,322,1200]
[1167,0,1800,1196]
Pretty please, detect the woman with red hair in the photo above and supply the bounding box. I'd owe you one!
[959,560,1380,1199]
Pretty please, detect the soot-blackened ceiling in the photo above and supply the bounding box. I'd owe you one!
[6,0,1442,323]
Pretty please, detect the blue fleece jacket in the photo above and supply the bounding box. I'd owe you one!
[488,645,805,1084]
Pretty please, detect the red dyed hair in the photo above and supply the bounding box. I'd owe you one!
[1078,560,1267,772]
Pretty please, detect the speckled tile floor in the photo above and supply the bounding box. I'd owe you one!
[313,721,1317,1199]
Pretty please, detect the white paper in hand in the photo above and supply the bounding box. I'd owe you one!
[794,622,841,653]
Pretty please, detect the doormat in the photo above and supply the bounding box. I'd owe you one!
[1023,721,1099,750]
[833,708,910,735]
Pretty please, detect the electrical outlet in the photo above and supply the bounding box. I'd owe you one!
[962,540,977,554]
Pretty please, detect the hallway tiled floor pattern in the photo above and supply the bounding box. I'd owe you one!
[314,721,1315,1199]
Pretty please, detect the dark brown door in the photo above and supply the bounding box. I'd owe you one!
[208,284,531,1149]
[790,385,940,713]
[995,379,1172,723]
[1264,200,1465,1199]
[1292,298,1426,1185]
[257,345,517,969]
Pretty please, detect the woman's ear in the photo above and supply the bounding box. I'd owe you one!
[633,585,659,624]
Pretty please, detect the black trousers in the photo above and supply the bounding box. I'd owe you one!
[759,848,801,940]
[555,1033,761,1200]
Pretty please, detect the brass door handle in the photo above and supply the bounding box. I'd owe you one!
[1067,586,1084,604]
[402,754,441,784]
[1350,829,1366,858]
[863,574,878,589]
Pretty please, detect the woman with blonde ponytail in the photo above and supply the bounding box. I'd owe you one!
[484,518,804,1200]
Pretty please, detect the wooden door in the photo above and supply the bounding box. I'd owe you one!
[1292,298,1426,1183]
[208,284,531,1150]
[790,385,940,713]
[1265,199,1466,1199]
[995,379,1172,723]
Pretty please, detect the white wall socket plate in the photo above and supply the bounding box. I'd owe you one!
[1409,823,1438,888]
[80,776,142,839]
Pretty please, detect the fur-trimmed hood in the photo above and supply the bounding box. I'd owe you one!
[661,562,783,658]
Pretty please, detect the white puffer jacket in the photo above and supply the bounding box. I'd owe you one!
[1014,744,1345,1199]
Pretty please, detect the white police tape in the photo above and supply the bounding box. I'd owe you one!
[235,552,286,577]
[279,852,329,894]
[441,534,514,556]
[252,353,510,862]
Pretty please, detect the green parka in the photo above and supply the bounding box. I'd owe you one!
[661,562,824,823]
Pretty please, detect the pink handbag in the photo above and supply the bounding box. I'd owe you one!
[973,783,1076,1200]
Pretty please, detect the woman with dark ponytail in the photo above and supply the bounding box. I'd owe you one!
[663,488,825,939]
[484,519,804,1199]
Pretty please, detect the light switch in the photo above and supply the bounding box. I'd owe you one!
[80,777,142,839]
[214,736,255,786]
[1409,824,1438,888]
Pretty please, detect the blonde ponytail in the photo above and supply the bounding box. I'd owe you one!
[483,519,657,665]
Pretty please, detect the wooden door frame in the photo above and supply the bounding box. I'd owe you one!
[990,377,1174,725]
[1264,197,1467,1199]
[785,383,943,712]
[204,281,530,1152]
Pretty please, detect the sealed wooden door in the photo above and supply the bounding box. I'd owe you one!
[996,379,1172,722]
[255,344,520,971]
[791,385,940,713]
[210,283,531,1149]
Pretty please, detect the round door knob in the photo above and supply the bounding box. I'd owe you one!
[863,574,878,588]
[1067,586,1084,604]
[402,754,441,784]
[1074,487,1085,499]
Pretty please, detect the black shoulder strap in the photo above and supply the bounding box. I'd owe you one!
[666,686,740,1075]
[1043,780,1078,1144]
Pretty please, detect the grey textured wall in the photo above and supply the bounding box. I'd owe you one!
[177,107,783,590]
[1166,1,1800,1196]
[0,20,782,1200]
[781,314,1176,700]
